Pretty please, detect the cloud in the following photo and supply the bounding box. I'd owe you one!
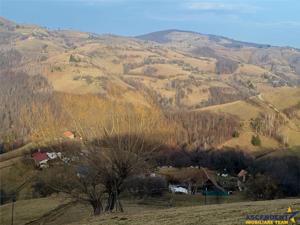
[253,21,300,27]
[184,1,260,13]
[148,12,239,22]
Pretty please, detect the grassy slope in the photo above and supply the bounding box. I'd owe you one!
[74,198,300,225]
[197,86,300,150]
[1,197,299,225]
[0,196,69,225]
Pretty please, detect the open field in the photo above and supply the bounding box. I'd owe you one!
[74,198,300,225]
[0,196,69,225]
[1,197,299,225]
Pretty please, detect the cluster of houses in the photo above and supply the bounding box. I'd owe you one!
[164,167,228,195]
[30,131,250,196]
[31,131,78,168]
[163,167,249,195]
[31,150,66,168]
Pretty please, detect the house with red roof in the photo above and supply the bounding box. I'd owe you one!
[32,151,49,168]
[63,131,75,139]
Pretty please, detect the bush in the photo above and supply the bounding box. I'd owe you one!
[0,189,10,205]
[232,130,240,138]
[254,156,300,196]
[32,179,56,198]
[251,135,261,146]
[0,143,4,154]
[69,54,80,63]
[246,174,280,200]
[124,176,167,198]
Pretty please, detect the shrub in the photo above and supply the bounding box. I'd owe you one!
[124,176,167,198]
[254,156,300,196]
[232,130,240,138]
[246,174,280,200]
[251,135,261,146]
[69,54,80,63]
[32,179,56,198]
[143,66,157,76]
[0,189,10,205]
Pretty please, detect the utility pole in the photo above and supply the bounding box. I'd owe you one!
[10,177,33,225]
[204,187,207,205]
[11,194,16,225]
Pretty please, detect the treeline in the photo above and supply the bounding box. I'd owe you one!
[250,113,287,144]
[215,57,239,74]
[166,111,240,147]
[208,87,242,105]
[154,148,253,174]
[282,102,300,119]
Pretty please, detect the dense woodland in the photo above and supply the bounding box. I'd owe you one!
[166,110,240,147]
[0,71,61,149]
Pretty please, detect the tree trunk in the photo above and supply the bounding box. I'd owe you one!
[91,200,102,216]
[105,190,124,212]
[116,198,124,212]
[105,192,116,212]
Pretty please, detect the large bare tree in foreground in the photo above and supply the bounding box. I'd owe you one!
[41,108,166,215]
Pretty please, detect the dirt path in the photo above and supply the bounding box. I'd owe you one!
[24,201,78,225]
[257,93,300,132]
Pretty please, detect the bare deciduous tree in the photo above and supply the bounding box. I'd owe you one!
[41,108,166,215]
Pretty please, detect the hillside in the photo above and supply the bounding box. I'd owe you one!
[137,30,300,84]
[0,17,300,150]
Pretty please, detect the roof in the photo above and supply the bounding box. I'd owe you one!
[63,131,74,138]
[161,167,226,192]
[46,152,62,159]
[238,169,248,177]
[201,167,226,193]
[32,152,49,162]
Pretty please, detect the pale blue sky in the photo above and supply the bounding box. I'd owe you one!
[1,0,300,48]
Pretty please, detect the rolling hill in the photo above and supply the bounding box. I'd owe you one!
[0,17,300,151]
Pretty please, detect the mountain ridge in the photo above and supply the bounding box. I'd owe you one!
[2,16,299,50]
[136,29,274,49]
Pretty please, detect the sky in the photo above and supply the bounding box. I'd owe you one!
[0,0,300,48]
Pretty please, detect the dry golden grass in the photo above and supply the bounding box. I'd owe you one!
[197,87,300,149]
[220,131,280,151]
[1,196,299,225]
[262,87,300,110]
[5,22,300,151]
[69,198,300,225]
[0,197,68,225]
[236,64,268,76]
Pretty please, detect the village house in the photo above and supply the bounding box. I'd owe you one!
[163,167,227,195]
[32,150,64,169]
[237,169,248,191]
[32,151,49,168]
[63,131,75,139]
[169,185,189,194]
